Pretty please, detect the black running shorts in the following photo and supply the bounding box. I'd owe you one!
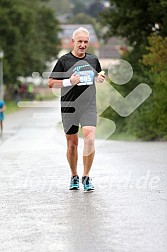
[61,102,97,135]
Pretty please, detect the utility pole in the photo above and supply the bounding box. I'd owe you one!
[0,50,4,99]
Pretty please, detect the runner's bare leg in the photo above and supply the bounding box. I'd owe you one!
[0,121,3,139]
[66,133,78,176]
[82,126,96,177]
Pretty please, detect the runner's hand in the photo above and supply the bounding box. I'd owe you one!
[97,71,105,83]
[70,73,80,85]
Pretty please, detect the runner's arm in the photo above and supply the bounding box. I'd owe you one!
[0,104,6,112]
[48,78,64,88]
[48,73,80,88]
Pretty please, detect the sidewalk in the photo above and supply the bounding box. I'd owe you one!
[0,104,167,252]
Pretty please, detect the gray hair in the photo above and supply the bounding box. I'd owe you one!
[72,27,90,40]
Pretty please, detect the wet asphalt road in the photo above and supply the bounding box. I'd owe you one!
[0,102,167,252]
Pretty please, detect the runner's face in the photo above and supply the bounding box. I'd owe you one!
[72,32,89,57]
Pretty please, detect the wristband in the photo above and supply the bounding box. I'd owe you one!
[62,79,72,87]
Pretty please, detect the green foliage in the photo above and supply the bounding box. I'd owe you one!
[5,100,20,114]
[128,35,167,140]
[102,42,167,140]
[98,45,151,138]
[71,0,86,15]
[98,0,167,140]
[86,0,105,18]
[100,0,167,46]
[0,0,60,84]
[143,35,167,72]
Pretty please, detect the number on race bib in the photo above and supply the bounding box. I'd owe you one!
[77,70,94,85]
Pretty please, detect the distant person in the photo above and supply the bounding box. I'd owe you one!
[0,98,6,138]
[21,82,27,98]
[27,83,34,99]
[48,27,105,191]
[13,84,21,103]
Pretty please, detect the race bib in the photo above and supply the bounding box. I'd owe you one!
[76,70,95,86]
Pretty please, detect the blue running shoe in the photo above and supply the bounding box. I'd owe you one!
[69,175,80,190]
[82,176,94,191]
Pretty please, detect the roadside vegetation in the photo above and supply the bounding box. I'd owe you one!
[99,0,167,140]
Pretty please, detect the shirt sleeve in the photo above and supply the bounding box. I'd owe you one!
[96,59,102,74]
[49,59,65,80]
[0,101,5,108]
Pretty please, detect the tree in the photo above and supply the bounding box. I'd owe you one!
[86,0,105,18]
[132,35,167,140]
[0,0,60,84]
[100,0,167,46]
[98,0,167,140]
[143,35,167,73]
[71,0,86,15]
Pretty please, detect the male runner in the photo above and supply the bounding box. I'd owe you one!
[48,27,105,191]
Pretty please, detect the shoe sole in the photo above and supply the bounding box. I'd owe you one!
[69,187,80,190]
[84,188,95,192]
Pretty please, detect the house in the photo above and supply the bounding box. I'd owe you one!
[99,37,127,59]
